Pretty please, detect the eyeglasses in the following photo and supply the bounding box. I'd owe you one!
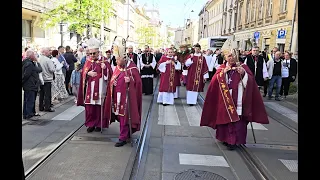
[89,52,98,55]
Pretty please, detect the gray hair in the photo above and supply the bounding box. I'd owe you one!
[41,47,50,54]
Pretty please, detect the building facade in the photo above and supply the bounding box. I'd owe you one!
[174,28,184,46]
[134,5,150,48]
[145,8,162,48]
[221,0,237,36]
[22,0,60,51]
[207,0,223,37]
[234,0,296,52]
[198,1,210,39]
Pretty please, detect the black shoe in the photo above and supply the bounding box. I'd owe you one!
[45,108,55,112]
[222,142,229,146]
[115,140,127,147]
[94,127,101,132]
[163,104,168,106]
[263,94,266,97]
[87,127,95,133]
[189,104,194,106]
[23,115,33,119]
[227,144,237,150]
[275,97,281,101]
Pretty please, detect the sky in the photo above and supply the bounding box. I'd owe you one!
[136,0,208,28]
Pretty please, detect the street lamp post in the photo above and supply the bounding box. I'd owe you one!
[59,22,66,46]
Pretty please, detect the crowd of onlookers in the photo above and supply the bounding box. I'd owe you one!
[22,45,83,119]
[202,46,298,101]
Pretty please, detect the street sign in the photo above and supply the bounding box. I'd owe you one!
[277,30,286,39]
[254,32,260,39]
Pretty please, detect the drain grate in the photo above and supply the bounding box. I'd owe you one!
[174,169,227,180]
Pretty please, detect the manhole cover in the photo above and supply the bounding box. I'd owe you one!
[174,169,227,180]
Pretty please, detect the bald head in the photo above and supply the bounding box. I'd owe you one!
[274,51,282,60]
[127,45,133,53]
[41,47,51,56]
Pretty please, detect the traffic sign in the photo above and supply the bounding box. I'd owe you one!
[254,32,260,39]
[277,30,286,39]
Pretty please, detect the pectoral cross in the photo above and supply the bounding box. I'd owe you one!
[195,80,199,85]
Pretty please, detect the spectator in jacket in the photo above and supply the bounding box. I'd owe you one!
[64,45,78,95]
[280,52,298,98]
[39,47,56,112]
[22,50,42,119]
[266,51,283,101]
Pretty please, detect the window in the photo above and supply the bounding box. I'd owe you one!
[22,19,32,37]
[280,0,287,13]
[266,0,273,17]
[229,12,232,30]
[251,0,256,21]
[246,0,251,23]
[258,0,264,19]
[238,3,242,26]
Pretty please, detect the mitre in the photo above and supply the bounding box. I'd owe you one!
[86,38,100,50]
[112,39,126,59]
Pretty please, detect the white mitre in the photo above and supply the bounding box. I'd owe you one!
[86,38,100,50]
[112,39,126,59]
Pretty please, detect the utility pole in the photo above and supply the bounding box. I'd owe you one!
[126,0,130,43]
[100,4,104,49]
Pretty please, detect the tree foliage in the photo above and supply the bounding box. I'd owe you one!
[37,0,112,35]
[136,26,156,46]
[167,31,174,45]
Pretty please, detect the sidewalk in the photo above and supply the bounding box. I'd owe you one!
[22,90,74,121]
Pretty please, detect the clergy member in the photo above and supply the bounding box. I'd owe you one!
[185,44,209,106]
[244,46,269,90]
[157,48,182,105]
[104,41,143,147]
[127,45,141,71]
[77,38,113,133]
[140,45,156,95]
[200,48,269,150]
[177,44,191,86]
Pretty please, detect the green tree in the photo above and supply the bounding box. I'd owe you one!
[167,31,174,45]
[37,0,112,37]
[136,26,156,46]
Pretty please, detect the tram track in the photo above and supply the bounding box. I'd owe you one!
[197,94,296,180]
[25,78,159,180]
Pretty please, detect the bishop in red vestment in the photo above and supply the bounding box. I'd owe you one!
[77,38,113,133]
[104,47,143,147]
[185,44,209,106]
[157,48,182,105]
[200,50,269,150]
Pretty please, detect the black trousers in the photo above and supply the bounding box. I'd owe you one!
[280,77,290,96]
[263,79,269,95]
[142,78,153,95]
[39,82,52,110]
[65,70,73,94]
